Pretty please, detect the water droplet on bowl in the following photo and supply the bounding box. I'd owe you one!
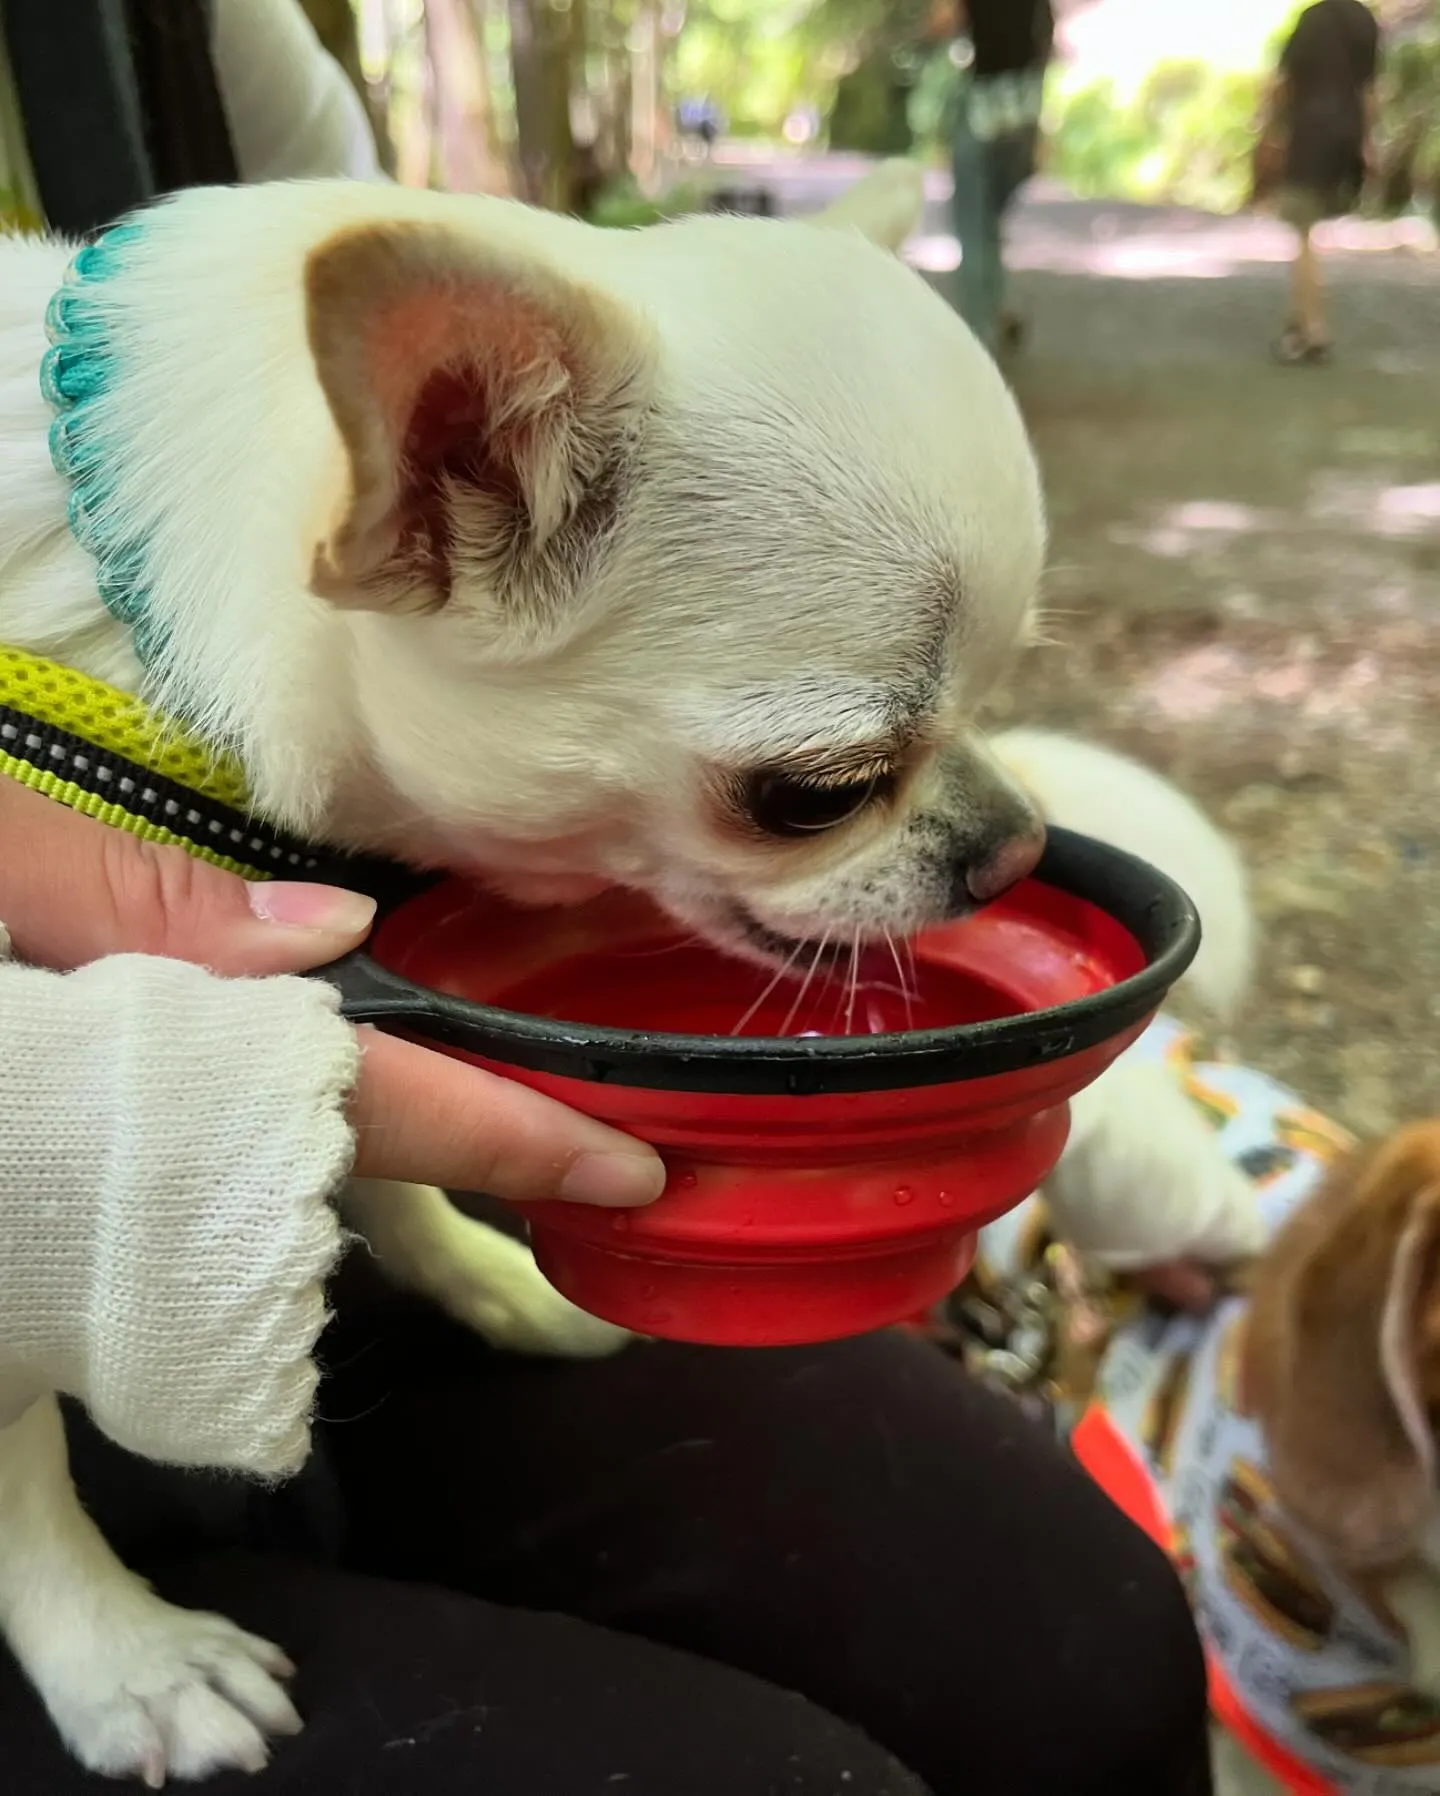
[893,1186,915,1207]
[937,1189,956,1208]
[678,1171,698,1190]
[611,1213,632,1233]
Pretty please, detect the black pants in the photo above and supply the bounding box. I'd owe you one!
[4,1303,1212,1794]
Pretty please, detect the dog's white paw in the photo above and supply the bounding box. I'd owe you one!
[35,1593,300,1785]
[435,1229,631,1359]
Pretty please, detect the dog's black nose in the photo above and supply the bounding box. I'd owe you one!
[953,828,1046,909]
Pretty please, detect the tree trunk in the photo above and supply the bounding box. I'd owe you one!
[425,0,508,192]
[298,0,395,173]
[627,0,670,194]
[507,0,577,211]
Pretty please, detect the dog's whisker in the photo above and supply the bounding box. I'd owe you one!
[614,934,706,963]
[730,937,806,1036]
[883,930,917,1031]
[843,932,862,1037]
[779,930,832,1036]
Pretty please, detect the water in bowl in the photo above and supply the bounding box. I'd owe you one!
[495,939,1018,1039]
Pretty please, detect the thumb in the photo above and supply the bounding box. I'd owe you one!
[1,776,375,975]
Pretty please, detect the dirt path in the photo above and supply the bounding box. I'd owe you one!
[966,186,1440,1133]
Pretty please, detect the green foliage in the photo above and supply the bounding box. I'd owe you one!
[357,0,1440,222]
[586,173,710,226]
[670,0,932,144]
[1372,7,1440,218]
[671,0,819,138]
[1034,5,1440,220]
[1045,60,1266,214]
[906,45,958,146]
[828,49,915,154]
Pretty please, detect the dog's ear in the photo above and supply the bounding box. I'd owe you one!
[304,221,656,624]
[810,159,925,253]
[1243,1121,1440,1573]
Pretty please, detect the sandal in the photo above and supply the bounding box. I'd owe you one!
[1273,324,1332,365]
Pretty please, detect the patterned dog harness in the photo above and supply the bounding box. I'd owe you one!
[988,1020,1440,1795]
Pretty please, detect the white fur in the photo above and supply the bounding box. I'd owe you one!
[993,729,1254,1023]
[809,157,927,253]
[1046,1057,1267,1270]
[343,1181,629,1359]
[0,163,1060,1780]
[0,1397,302,1785]
[989,729,1265,1269]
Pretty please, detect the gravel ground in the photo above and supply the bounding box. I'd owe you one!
[942,187,1440,1136]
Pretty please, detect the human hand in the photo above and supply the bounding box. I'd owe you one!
[0,778,665,1206]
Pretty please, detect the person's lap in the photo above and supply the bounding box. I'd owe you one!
[1,1554,924,1794]
[317,1302,1211,1796]
[9,1290,1211,1795]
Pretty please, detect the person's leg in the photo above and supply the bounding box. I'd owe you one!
[950,114,1000,350]
[1292,224,1325,344]
[321,1305,1213,1796]
[1276,193,1329,360]
[986,125,1038,349]
[0,1553,928,1796]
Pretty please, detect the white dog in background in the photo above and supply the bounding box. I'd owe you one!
[993,728,1266,1274]
[0,162,1065,1781]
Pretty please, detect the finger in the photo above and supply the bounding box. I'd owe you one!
[349,1028,666,1207]
[0,777,374,975]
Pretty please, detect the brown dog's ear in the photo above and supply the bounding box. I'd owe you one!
[1244,1122,1440,1573]
[304,221,655,622]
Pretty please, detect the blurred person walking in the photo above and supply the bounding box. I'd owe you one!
[1257,0,1382,364]
[934,0,1054,357]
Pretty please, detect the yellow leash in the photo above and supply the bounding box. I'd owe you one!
[0,644,316,881]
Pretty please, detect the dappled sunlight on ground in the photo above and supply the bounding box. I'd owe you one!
[967,188,1440,1135]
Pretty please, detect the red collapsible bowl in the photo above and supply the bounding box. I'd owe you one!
[329,828,1199,1346]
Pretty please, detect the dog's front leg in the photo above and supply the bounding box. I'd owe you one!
[0,1393,300,1784]
[341,1179,630,1358]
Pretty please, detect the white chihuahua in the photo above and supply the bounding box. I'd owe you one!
[0,164,1051,1781]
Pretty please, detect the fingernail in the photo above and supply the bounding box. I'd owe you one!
[248,882,377,935]
[559,1150,666,1207]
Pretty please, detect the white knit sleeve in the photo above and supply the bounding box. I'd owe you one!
[0,925,358,1479]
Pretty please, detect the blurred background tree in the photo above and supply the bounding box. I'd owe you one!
[303,0,1440,227]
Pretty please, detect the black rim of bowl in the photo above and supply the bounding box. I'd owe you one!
[326,827,1200,1096]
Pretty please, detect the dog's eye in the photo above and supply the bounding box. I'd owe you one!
[745,771,889,838]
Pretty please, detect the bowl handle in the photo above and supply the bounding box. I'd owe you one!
[312,950,443,1026]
